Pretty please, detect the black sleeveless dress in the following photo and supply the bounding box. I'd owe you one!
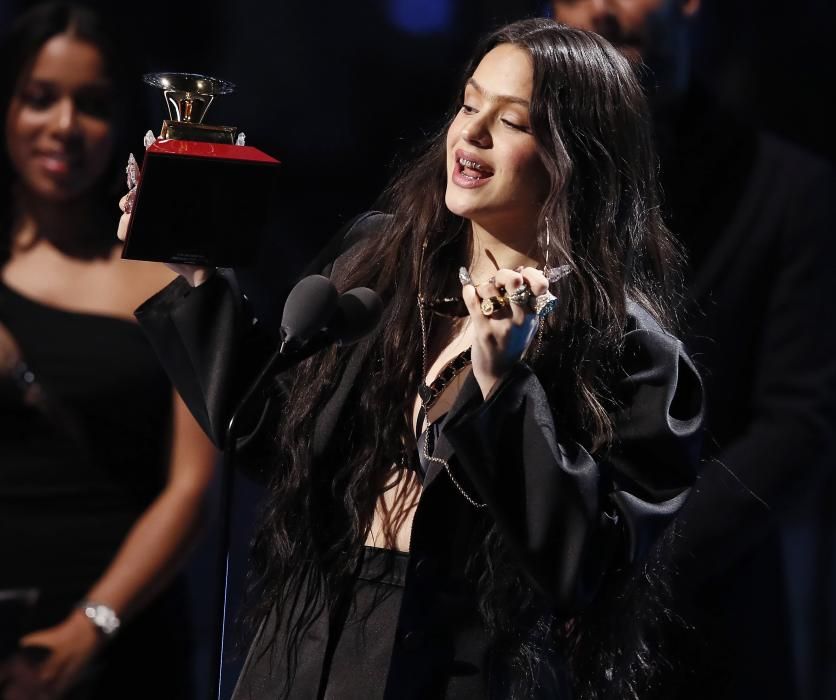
[0,281,193,699]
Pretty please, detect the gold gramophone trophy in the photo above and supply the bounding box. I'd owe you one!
[149,72,238,143]
[121,72,280,266]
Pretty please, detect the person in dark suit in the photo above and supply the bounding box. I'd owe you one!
[551,2,836,698]
[119,19,704,699]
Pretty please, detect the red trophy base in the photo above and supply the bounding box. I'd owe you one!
[122,139,281,267]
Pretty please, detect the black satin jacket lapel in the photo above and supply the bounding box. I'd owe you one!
[311,340,369,459]
[421,373,484,489]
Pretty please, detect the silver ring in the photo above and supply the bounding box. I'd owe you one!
[507,284,532,305]
[532,291,558,317]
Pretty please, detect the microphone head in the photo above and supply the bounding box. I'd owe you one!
[280,275,338,349]
[330,287,384,346]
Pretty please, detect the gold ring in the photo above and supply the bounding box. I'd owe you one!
[480,295,506,316]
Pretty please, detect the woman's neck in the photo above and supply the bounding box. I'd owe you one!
[466,219,541,283]
[10,188,114,260]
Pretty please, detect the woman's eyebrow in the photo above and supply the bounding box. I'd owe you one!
[467,78,530,107]
[23,77,112,90]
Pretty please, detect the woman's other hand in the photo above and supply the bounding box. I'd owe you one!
[462,266,549,398]
[116,153,214,288]
[14,609,102,699]
[0,649,51,700]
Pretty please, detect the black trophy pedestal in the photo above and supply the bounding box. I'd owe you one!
[122,139,281,267]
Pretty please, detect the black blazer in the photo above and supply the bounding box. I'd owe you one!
[136,212,705,698]
[654,87,836,700]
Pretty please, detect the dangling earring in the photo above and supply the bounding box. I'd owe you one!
[532,217,551,360]
[541,218,572,284]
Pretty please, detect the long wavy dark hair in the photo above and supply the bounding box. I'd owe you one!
[0,1,146,265]
[246,18,682,699]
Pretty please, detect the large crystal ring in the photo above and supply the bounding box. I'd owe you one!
[545,264,572,284]
[532,291,558,317]
[507,284,532,306]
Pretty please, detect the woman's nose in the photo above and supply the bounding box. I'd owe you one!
[50,97,82,139]
[462,115,491,148]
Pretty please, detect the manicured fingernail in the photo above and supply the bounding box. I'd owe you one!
[459,267,472,286]
[126,153,138,189]
[546,264,572,283]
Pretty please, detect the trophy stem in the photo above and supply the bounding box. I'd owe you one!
[163,90,214,124]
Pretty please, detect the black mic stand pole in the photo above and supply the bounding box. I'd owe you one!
[206,279,381,698]
[209,336,324,700]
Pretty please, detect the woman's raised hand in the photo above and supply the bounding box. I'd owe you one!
[116,151,214,288]
[461,266,549,399]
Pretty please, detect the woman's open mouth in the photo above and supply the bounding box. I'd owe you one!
[452,150,494,188]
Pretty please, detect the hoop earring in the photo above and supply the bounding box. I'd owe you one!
[542,217,552,273]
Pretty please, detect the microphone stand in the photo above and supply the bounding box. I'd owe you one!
[206,278,381,699]
[209,335,330,700]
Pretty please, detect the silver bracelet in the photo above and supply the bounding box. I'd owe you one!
[78,601,121,638]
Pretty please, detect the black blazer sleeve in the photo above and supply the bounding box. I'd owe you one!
[134,269,269,448]
[134,211,389,453]
[440,300,704,614]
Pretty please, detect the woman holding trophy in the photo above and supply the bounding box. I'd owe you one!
[121,18,703,700]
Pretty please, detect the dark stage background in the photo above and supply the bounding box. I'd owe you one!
[3,0,833,322]
[2,1,834,698]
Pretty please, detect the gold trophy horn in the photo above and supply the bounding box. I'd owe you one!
[143,72,238,144]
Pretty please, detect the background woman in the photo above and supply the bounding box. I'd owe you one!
[125,18,703,699]
[0,3,216,698]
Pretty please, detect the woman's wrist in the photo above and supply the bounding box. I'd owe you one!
[474,361,529,401]
[75,601,121,641]
[189,267,216,288]
[474,370,504,400]
[166,264,216,288]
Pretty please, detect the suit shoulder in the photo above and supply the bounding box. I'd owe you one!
[757,131,836,186]
[340,211,392,248]
[624,297,674,339]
